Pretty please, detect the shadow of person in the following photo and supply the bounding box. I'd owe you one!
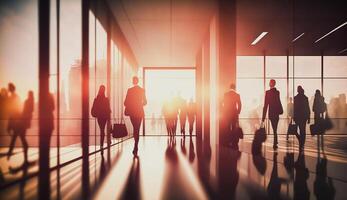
[120,157,141,200]
[267,152,288,199]
[314,137,335,200]
[251,145,267,176]
[9,160,36,200]
[188,137,195,163]
[165,137,178,164]
[294,152,310,200]
[218,147,241,199]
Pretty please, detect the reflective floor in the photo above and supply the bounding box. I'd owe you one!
[1,134,347,200]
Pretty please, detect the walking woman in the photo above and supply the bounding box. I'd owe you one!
[294,86,310,151]
[124,76,147,156]
[92,85,111,154]
[313,89,326,123]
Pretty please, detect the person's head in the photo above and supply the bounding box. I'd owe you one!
[269,79,276,88]
[28,91,34,99]
[230,83,236,90]
[8,83,15,93]
[297,85,304,94]
[132,76,139,85]
[98,85,106,96]
[289,97,293,102]
[315,89,321,97]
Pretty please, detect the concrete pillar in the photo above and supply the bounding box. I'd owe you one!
[217,0,237,144]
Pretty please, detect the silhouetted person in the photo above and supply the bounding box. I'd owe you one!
[262,79,283,150]
[124,76,147,156]
[223,84,241,146]
[178,97,188,136]
[287,97,294,140]
[92,85,111,153]
[313,89,326,123]
[0,88,8,134]
[6,83,22,160]
[187,99,196,137]
[294,153,310,200]
[294,86,310,151]
[162,101,172,136]
[171,96,179,135]
[20,91,34,163]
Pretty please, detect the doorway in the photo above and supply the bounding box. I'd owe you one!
[143,67,196,135]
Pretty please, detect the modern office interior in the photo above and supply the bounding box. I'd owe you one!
[0,0,347,199]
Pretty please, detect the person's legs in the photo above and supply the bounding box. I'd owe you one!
[296,122,305,151]
[7,130,17,159]
[180,117,186,136]
[270,117,279,149]
[97,118,107,152]
[131,117,142,153]
[19,130,29,163]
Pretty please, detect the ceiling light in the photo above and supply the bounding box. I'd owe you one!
[251,32,268,45]
[292,32,305,42]
[338,48,347,54]
[315,21,347,43]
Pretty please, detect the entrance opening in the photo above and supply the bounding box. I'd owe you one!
[143,67,196,135]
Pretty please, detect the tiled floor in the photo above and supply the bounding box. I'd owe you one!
[0,134,347,200]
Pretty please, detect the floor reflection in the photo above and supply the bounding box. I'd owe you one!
[1,135,347,199]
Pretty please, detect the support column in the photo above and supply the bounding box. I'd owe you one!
[106,12,111,147]
[202,34,210,143]
[321,51,324,95]
[38,0,51,199]
[81,0,90,198]
[196,49,203,139]
[217,0,237,145]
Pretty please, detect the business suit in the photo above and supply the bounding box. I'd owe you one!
[223,89,242,131]
[294,93,310,150]
[262,87,283,148]
[124,85,147,151]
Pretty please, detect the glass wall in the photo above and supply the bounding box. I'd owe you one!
[237,55,347,135]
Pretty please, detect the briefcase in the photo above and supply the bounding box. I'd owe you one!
[310,122,325,136]
[287,121,297,135]
[112,120,128,138]
[255,127,267,142]
[323,113,333,131]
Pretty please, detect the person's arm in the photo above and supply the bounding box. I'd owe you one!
[262,92,268,122]
[143,89,147,106]
[124,89,129,107]
[237,94,242,114]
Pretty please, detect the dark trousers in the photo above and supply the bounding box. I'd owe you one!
[8,129,28,161]
[130,116,142,149]
[296,121,307,149]
[188,118,195,136]
[270,117,279,146]
[97,118,108,148]
[180,116,187,135]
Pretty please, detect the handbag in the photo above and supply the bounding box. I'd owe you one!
[310,122,325,136]
[111,118,128,138]
[323,112,333,131]
[255,124,267,143]
[287,119,298,135]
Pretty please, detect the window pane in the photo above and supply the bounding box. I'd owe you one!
[324,56,347,77]
[237,56,263,78]
[266,56,287,78]
[294,56,321,77]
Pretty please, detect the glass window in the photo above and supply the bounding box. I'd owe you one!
[237,56,263,78]
[324,56,347,78]
[294,56,321,78]
[266,56,287,78]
